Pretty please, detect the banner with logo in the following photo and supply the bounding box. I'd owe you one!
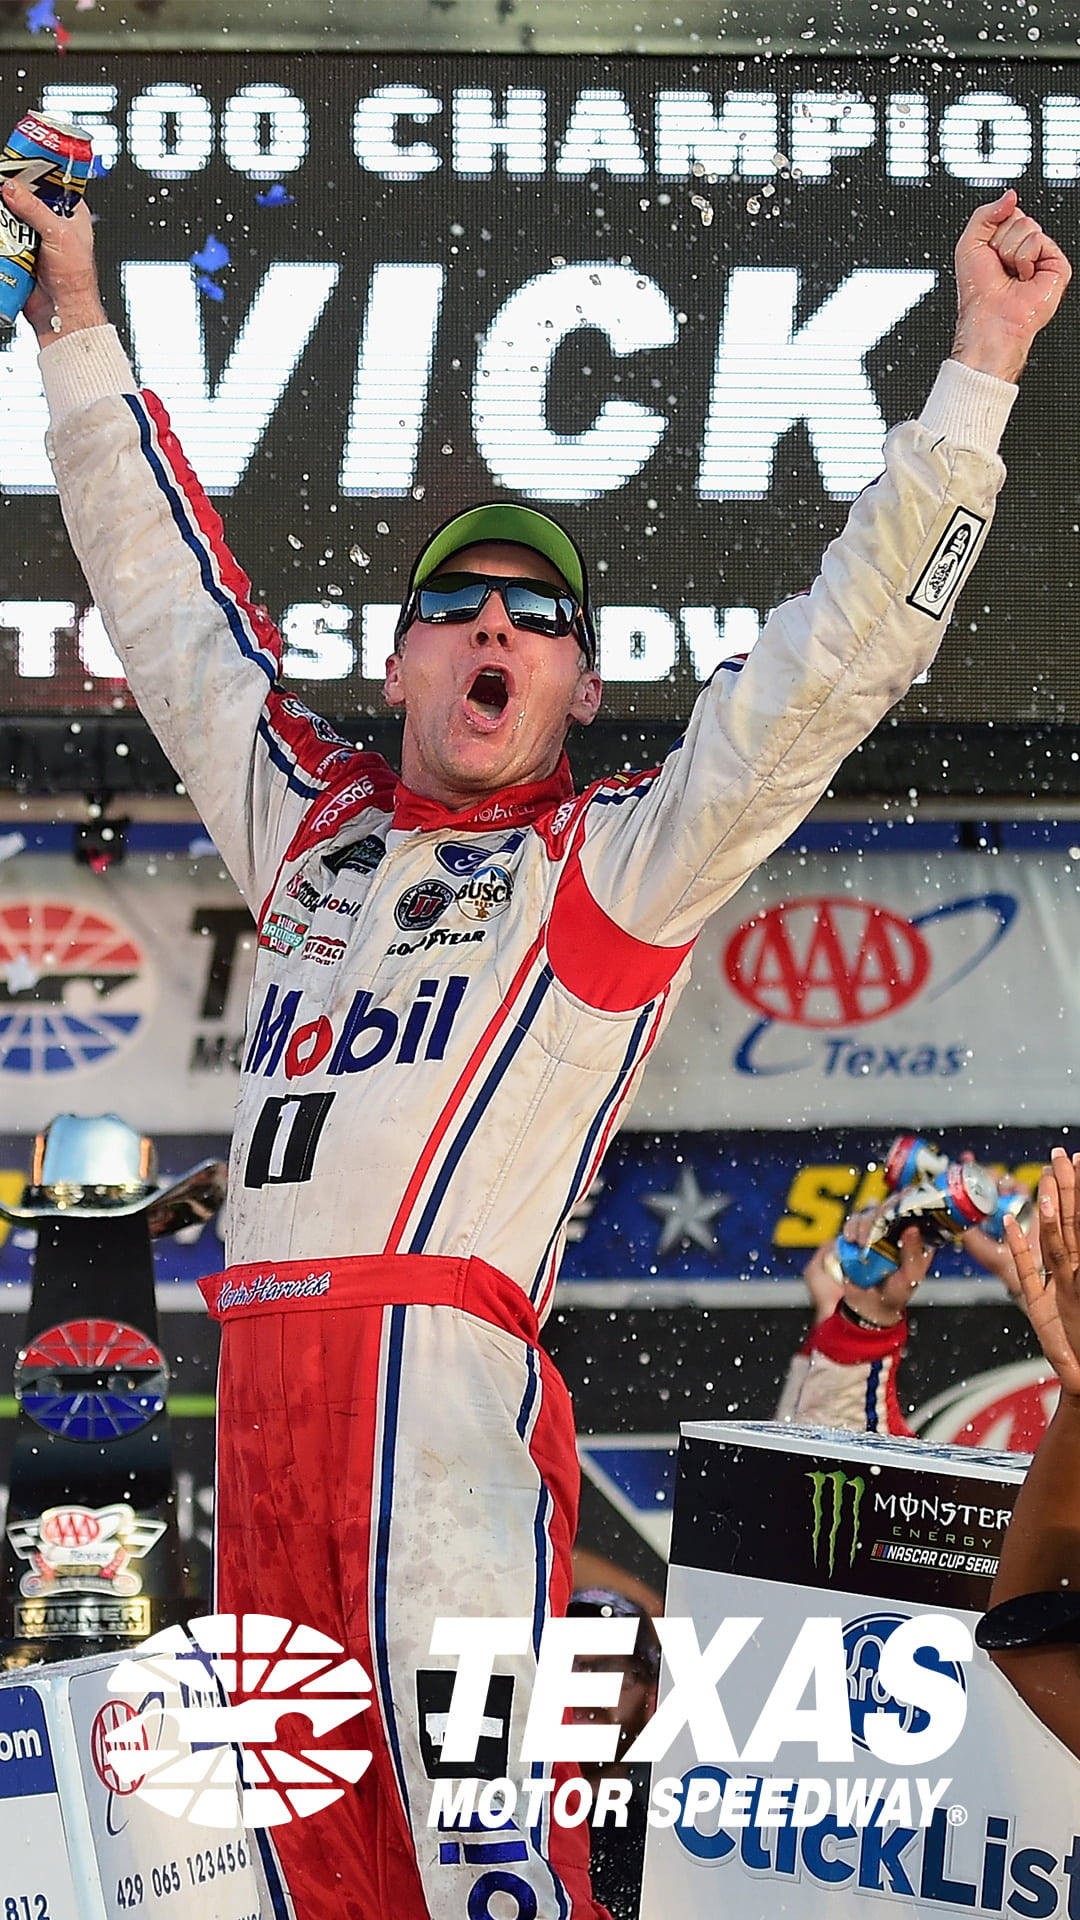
[635,849,1080,1127]
[0,1125,1061,1293]
[0,853,255,1132]
[2,843,1077,1132]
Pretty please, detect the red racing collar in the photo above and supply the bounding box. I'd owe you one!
[392,754,575,833]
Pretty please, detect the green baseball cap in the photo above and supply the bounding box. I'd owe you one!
[401,501,597,665]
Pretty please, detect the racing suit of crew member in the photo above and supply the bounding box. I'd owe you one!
[11,173,1068,1920]
[776,1224,933,1436]
[776,1177,1036,1436]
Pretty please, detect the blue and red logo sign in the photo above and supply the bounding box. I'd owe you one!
[723,892,1017,1079]
[0,899,146,1075]
[15,1318,167,1442]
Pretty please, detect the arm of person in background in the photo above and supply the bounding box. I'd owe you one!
[3,179,395,912]
[775,1230,852,1420]
[978,1149,1080,1759]
[544,197,1069,967]
[802,1238,846,1326]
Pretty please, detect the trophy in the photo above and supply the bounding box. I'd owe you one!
[0,1113,225,1668]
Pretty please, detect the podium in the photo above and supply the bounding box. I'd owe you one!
[0,1647,269,1920]
[640,1422,1080,1919]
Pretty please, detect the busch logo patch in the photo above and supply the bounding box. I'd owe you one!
[457,866,513,922]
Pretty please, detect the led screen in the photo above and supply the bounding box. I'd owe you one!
[0,53,1076,728]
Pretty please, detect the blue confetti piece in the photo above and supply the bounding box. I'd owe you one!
[89,153,112,179]
[255,182,294,208]
[189,232,230,274]
[26,0,60,31]
[195,274,225,303]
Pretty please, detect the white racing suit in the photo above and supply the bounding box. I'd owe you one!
[41,324,1013,1919]
[775,1303,914,1436]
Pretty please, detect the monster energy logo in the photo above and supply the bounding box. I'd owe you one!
[807,1470,866,1575]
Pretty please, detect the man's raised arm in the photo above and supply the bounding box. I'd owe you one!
[4,177,391,910]
[559,194,1070,959]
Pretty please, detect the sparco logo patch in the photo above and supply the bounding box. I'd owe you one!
[395,879,456,931]
[457,865,513,922]
[303,776,377,839]
[906,507,986,619]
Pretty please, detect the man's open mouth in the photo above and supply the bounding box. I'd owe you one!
[465,667,511,717]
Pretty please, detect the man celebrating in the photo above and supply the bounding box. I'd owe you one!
[7,172,1068,1919]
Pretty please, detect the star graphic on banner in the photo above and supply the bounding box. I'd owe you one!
[642,1167,732,1257]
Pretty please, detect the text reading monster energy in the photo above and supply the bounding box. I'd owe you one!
[0,52,1077,724]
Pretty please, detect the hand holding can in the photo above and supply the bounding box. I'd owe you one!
[0,109,93,327]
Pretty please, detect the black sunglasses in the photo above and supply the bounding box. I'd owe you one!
[397,572,592,655]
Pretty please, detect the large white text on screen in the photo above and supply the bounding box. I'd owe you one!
[33,80,1080,183]
[0,262,938,498]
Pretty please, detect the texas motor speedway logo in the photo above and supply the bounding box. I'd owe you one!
[102,1608,969,1837]
[0,898,147,1074]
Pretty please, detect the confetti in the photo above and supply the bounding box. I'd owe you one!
[195,273,224,302]
[189,233,230,274]
[26,0,59,31]
[54,21,70,49]
[89,153,112,179]
[256,182,295,208]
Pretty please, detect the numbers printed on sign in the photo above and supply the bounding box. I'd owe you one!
[4,1899,51,1920]
[113,1838,252,1909]
[186,1842,247,1885]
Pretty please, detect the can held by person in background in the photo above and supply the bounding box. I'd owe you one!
[0,109,93,327]
[882,1133,950,1192]
[837,1159,999,1289]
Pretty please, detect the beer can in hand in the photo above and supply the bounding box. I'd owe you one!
[0,108,94,327]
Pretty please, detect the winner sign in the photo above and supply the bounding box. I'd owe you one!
[0,52,1076,738]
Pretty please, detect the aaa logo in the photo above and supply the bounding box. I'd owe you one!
[725,898,929,1028]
